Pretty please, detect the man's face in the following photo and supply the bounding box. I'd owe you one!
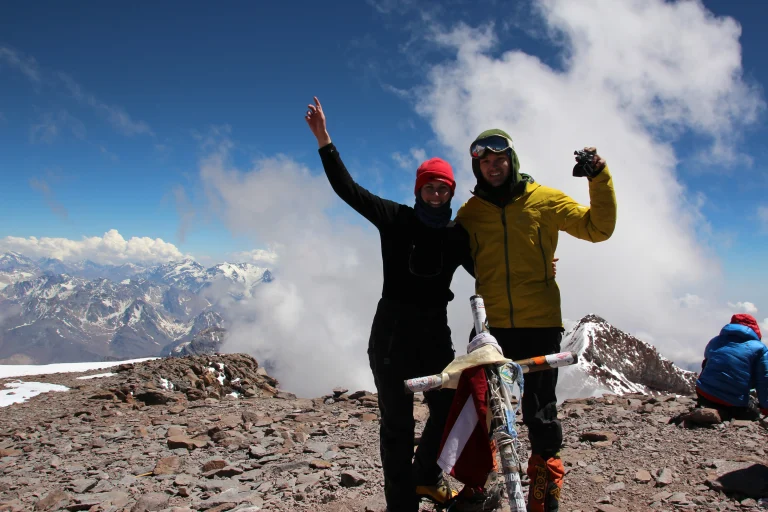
[478,152,510,187]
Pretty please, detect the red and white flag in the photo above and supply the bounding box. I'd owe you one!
[437,366,493,487]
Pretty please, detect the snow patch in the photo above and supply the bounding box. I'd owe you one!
[1,380,69,407]
[76,372,115,380]
[0,358,157,379]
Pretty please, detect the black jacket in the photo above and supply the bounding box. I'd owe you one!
[319,143,473,306]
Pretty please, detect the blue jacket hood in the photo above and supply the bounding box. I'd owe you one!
[720,323,760,342]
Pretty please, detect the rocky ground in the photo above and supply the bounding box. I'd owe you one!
[0,354,766,512]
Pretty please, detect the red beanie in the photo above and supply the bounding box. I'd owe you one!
[730,313,762,340]
[414,158,456,196]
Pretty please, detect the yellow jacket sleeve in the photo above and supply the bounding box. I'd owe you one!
[550,166,617,242]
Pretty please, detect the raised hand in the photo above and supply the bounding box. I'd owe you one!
[573,146,607,178]
[305,96,331,147]
[582,146,606,172]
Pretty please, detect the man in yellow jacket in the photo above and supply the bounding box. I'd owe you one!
[456,129,617,512]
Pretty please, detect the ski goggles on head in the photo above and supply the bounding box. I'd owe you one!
[469,135,513,159]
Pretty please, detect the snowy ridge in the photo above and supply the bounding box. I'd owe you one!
[557,314,696,401]
[0,252,274,364]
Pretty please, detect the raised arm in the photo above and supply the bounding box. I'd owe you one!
[552,147,617,242]
[305,97,401,227]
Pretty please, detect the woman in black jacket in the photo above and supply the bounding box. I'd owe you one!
[305,97,472,512]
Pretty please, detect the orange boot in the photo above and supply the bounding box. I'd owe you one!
[526,454,564,512]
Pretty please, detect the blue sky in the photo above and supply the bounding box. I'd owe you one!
[1,1,766,257]
[2,0,768,368]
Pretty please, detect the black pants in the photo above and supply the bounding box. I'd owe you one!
[369,298,456,512]
[469,326,564,458]
[696,393,760,421]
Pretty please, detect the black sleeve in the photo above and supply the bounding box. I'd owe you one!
[319,143,401,228]
[454,223,475,278]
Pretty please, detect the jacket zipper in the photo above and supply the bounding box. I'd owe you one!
[501,206,514,327]
[473,233,482,287]
[538,227,549,287]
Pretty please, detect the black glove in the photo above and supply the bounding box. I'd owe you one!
[573,149,602,178]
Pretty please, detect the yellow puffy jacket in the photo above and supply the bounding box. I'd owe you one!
[456,167,617,329]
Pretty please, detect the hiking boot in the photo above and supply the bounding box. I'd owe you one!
[415,475,457,506]
[526,454,564,512]
[450,475,503,512]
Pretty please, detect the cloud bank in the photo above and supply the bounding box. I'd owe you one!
[0,229,186,265]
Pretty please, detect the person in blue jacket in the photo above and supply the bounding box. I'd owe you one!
[696,313,768,421]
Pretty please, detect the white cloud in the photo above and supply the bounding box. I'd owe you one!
[0,229,186,265]
[58,73,153,137]
[391,147,428,170]
[29,176,68,219]
[231,248,280,266]
[187,0,763,395]
[0,45,152,138]
[727,301,758,314]
[193,136,384,396]
[761,318,768,337]
[409,0,763,367]
[29,110,86,144]
[0,45,41,83]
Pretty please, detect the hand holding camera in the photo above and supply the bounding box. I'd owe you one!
[573,147,606,178]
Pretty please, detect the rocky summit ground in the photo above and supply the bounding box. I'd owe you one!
[0,354,766,512]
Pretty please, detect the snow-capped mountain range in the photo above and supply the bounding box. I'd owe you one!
[1,251,699,400]
[0,252,273,364]
[559,314,697,399]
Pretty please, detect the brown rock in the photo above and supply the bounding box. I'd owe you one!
[34,490,71,511]
[0,448,21,457]
[580,431,618,443]
[687,408,721,425]
[167,435,208,450]
[635,469,653,483]
[242,410,263,424]
[166,426,185,437]
[89,390,116,400]
[596,505,624,512]
[656,468,674,487]
[153,456,181,475]
[130,492,169,511]
[202,459,227,472]
[341,470,367,487]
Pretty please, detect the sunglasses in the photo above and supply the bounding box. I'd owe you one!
[469,135,513,159]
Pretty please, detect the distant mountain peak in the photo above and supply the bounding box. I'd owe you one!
[560,314,696,399]
[0,251,274,365]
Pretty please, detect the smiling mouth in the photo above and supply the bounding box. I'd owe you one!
[428,200,443,205]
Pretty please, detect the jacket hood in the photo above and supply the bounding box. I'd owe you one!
[720,323,761,342]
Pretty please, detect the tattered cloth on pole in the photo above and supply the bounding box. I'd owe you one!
[437,365,495,487]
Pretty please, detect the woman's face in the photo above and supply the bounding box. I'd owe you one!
[420,180,452,207]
